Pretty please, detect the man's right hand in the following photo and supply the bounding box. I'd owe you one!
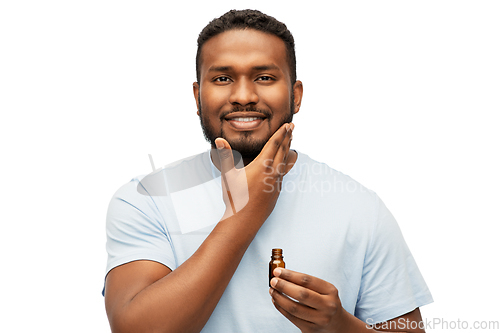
[215,122,294,222]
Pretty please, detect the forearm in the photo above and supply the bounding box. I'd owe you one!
[113,209,264,333]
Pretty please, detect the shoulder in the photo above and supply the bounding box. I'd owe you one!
[107,174,149,215]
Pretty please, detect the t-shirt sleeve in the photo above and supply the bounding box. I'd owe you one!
[354,196,433,324]
[104,178,176,280]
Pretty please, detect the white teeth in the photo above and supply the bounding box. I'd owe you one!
[232,117,259,122]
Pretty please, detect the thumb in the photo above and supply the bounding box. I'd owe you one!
[215,138,235,174]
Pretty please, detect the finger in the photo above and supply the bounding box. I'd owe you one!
[254,123,290,166]
[215,138,235,175]
[271,290,316,331]
[272,123,293,176]
[270,275,323,309]
[215,138,237,214]
[273,268,336,296]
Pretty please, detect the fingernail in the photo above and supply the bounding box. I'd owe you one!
[285,124,290,132]
[215,140,224,150]
[274,268,282,277]
[270,278,277,288]
[269,288,274,296]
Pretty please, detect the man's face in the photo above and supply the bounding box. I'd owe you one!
[194,29,302,160]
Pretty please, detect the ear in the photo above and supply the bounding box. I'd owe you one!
[193,82,200,116]
[292,80,303,114]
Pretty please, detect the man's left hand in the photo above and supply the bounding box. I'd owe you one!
[269,268,350,333]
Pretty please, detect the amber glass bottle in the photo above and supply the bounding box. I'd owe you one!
[269,248,285,287]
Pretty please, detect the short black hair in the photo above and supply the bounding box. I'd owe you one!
[196,9,296,84]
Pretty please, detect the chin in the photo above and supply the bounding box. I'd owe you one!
[226,135,267,159]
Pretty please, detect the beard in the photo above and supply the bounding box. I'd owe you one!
[198,94,295,161]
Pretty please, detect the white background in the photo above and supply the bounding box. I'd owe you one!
[1,1,499,331]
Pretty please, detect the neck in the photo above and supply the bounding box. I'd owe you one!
[211,149,298,175]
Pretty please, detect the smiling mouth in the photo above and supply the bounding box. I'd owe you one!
[223,112,268,131]
[226,117,265,130]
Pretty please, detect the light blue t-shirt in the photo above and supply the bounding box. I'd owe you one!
[105,150,433,331]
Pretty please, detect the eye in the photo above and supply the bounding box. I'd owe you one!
[213,76,231,83]
[256,76,274,82]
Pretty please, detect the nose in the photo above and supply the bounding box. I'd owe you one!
[228,79,259,106]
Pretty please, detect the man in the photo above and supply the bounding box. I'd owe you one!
[104,9,432,332]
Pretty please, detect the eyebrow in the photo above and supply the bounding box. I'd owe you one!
[208,64,280,72]
[252,64,280,71]
[208,66,232,72]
